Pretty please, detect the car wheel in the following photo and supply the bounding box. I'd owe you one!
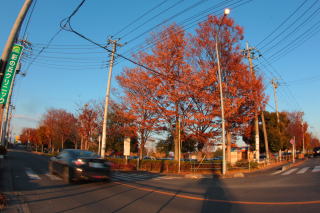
[48,162,54,174]
[105,178,112,183]
[63,167,72,184]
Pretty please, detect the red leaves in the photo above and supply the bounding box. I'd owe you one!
[117,16,267,149]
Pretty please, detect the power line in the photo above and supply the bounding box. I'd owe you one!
[267,18,320,63]
[21,0,38,40]
[120,0,185,39]
[22,28,63,74]
[122,0,247,55]
[125,0,209,44]
[257,56,303,111]
[20,58,107,70]
[113,0,169,37]
[261,1,320,53]
[256,0,308,48]
[115,0,251,67]
[59,0,190,84]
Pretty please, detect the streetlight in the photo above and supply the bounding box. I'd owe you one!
[215,8,230,175]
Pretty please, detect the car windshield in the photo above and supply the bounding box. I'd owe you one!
[69,150,99,158]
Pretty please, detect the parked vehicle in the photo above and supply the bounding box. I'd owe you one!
[49,149,112,183]
[0,145,7,159]
[143,156,156,160]
[313,147,320,157]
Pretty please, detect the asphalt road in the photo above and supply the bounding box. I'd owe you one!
[1,149,320,213]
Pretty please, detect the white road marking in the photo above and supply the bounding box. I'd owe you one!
[112,173,175,181]
[45,173,62,181]
[297,167,309,174]
[312,166,320,173]
[154,176,181,180]
[281,168,298,175]
[271,170,283,175]
[25,168,41,180]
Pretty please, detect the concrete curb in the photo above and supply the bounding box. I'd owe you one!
[280,159,307,172]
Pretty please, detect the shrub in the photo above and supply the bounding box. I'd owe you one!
[234,160,258,169]
[0,146,7,155]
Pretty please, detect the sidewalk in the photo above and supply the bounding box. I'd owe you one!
[0,154,30,213]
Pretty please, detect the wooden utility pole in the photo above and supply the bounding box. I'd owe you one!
[100,39,123,158]
[244,42,260,162]
[301,123,305,154]
[0,0,33,143]
[0,0,33,75]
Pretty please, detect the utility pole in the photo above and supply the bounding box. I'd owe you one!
[271,78,283,160]
[178,118,181,173]
[100,39,123,158]
[0,0,33,143]
[6,105,15,146]
[0,0,33,75]
[0,62,21,146]
[244,42,263,163]
[301,123,305,154]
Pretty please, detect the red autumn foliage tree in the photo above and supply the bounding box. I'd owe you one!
[95,100,138,154]
[118,24,192,160]
[118,67,161,159]
[35,125,49,151]
[190,15,266,145]
[40,109,78,150]
[20,128,37,144]
[286,111,308,151]
[118,17,267,159]
[77,102,99,150]
[308,133,320,151]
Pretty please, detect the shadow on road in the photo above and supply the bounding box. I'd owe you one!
[198,177,245,213]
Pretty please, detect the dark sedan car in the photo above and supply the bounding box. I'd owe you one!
[313,147,320,157]
[49,149,112,183]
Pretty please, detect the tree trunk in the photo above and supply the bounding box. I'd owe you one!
[80,136,83,150]
[226,132,232,164]
[75,140,78,149]
[61,136,64,150]
[85,138,88,150]
[174,123,179,160]
[139,134,146,160]
[49,138,53,153]
[261,111,269,162]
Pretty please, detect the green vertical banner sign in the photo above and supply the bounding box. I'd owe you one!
[0,44,23,105]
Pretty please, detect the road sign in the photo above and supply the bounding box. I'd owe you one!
[0,44,23,105]
[290,138,295,145]
[123,137,130,156]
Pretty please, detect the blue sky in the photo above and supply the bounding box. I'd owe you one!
[1,0,319,139]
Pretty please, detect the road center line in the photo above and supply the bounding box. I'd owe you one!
[114,181,320,205]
